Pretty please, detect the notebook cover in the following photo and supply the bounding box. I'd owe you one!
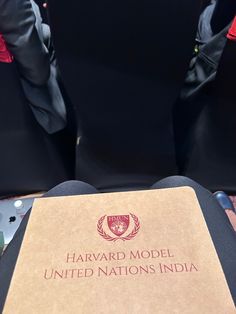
[3,187,235,313]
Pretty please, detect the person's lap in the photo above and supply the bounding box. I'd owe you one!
[0,176,235,311]
[0,180,98,311]
[151,176,236,303]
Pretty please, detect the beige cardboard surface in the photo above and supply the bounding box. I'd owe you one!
[3,187,236,313]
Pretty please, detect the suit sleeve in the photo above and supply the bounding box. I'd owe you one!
[0,0,50,85]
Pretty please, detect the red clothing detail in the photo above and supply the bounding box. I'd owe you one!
[227,16,236,41]
[0,34,13,63]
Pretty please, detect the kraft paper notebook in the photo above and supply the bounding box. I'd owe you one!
[3,187,235,313]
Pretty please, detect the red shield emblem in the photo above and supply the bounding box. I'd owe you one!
[98,213,140,242]
[107,215,129,236]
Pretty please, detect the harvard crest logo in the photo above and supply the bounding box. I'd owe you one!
[97,213,140,242]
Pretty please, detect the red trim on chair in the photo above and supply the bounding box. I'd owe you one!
[0,34,13,63]
[227,16,236,41]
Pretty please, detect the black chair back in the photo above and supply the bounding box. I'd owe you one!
[48,0,202,190]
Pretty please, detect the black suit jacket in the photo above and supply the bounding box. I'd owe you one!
[0,0,66,133]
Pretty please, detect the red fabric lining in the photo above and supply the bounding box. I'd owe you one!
[0,34,13,63]
[227,16,236,41]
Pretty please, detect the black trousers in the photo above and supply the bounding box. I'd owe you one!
[0,176,235,311]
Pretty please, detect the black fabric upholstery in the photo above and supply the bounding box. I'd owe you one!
[48,0,202,191]
[0,62,75,197]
